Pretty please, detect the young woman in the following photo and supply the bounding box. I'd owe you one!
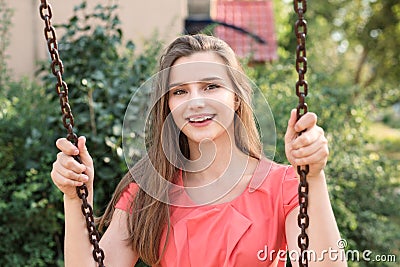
[51,34,346,266]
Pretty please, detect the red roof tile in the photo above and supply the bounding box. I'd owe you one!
[213,0,278,62]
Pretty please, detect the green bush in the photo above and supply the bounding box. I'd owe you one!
[0,78,63,266]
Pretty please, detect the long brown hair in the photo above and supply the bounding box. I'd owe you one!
[98,34,262,265]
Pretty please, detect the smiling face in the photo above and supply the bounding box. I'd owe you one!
[168,52,238,146]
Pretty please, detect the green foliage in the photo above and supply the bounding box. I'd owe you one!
[314,0,400,105]
[381,105,400,129]
[0,79,63,266]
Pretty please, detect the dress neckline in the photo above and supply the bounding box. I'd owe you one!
[172,157,273,208]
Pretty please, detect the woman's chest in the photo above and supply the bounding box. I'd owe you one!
[159,204,286,267]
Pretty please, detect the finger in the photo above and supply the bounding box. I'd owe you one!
[77,136,93,167]
[56,138,80,156]
[295,112,318,133]
[51,168,85,188]
[292,126,324,150]
[54,162,89,183]
[56,152,87,173]
[291,136,327,159]
[293,146,329,166]
[285,109,299,143]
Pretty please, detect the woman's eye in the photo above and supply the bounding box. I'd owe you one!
[205,83,220,91]
[172,89,186,95]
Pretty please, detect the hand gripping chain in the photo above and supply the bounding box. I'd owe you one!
[39,1,106,266]
[294,0,310,266]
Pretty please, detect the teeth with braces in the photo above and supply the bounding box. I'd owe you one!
[189,115,213,122]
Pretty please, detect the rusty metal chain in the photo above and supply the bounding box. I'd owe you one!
[39,1,106,266]
[294,0,310,266]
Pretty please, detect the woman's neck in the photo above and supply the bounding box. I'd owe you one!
[182,129,259,205]
[185,130,253,186]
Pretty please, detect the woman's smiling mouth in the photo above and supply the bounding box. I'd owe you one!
[187,114,215,126]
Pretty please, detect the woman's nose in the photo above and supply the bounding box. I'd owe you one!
[187,95,205,110]
[187,85,206,110]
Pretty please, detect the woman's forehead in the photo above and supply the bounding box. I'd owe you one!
[169,54,232,87]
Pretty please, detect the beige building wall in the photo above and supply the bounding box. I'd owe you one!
[6,0,187,80]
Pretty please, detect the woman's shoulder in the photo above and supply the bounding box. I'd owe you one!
[248,158,298,217]
[114,183,139,212]
[248,157,296,192]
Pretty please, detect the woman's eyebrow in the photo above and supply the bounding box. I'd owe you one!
[168,76,225,89]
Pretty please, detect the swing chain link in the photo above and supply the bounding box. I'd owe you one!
[294,0,310,266]
[39,1,106,266]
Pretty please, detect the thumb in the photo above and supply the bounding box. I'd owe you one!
[285,109,298,143]
[77,136,93,167]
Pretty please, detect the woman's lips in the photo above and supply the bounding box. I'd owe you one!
[186,114,215,127]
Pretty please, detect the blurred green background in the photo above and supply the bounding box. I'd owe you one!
[0,0,399,266]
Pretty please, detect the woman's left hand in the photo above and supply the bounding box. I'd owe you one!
[284,109,329,178]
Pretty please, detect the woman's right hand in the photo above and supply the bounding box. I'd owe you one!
[51,136,94,200]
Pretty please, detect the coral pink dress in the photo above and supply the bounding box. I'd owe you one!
[115,158,299,266]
